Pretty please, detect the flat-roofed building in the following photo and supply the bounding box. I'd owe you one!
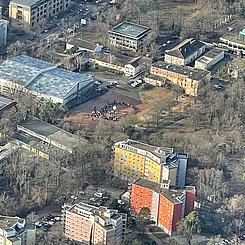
[0,142,19,164]
[0,215,36,245]
[130,178,195,235]
[195,48,225,70]
[0,55,93,104]
[114,139,188,187]
[14,131,65,159]
[144,74,164,87]
[218,21,245,55]
[62,202,127,245]
[108,21,151,52]
[0,19,8,48]
[165,38,206,66]
[0,96,16,115]
[150,61,211,96]
[17,117,85,153]
[9,0,71,27]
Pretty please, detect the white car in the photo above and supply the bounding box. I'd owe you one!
[67,28,74,34]
[214,208,222,213]
[214,84,222,89]
[70,195,77,200]
[118,200,125,205]
[110,81,119,85]
[94,192,103,198]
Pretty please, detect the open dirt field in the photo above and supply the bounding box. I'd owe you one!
[64,89,143,131]
[64,86,191,132]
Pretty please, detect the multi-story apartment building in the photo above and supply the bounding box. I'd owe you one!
[0,215,36,245]
[150,61,211,96]
[130,178,195,235]
[164,38,206,66]
[108,21,151,52]
[0,19,8,48]
[9,0,71,27]
[114,139,188,187]
[62,202,127,245]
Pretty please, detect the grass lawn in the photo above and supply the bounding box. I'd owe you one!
[149,226,169,239]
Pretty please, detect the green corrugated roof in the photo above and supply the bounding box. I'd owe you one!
[239,29,245,36]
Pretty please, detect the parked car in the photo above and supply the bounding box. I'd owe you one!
[118,200,125,205]
[214,208,222,213]
[94,192,104,198]
[110,81,119,85]
[41,226,49,231]
[54,216,61,221]
[95,81,103,85]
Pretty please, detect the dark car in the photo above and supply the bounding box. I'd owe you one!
[41,226,49,231]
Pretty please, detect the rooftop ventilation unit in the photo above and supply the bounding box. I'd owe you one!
[190,39,196,45]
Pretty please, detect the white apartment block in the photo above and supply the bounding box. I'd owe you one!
[0,215,36,245]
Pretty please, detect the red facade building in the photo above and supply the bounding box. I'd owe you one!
[130,179,195,235]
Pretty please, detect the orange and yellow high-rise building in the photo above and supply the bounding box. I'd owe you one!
[130,178,195,235]
[114,139,188,187]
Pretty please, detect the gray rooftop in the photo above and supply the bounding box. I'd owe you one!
[18,117,84,150]
[110,21,150,39]
[0,56,93,100]
[10,0,42,7]
[14,132,65,157]
[0,215,24,231]
[134,178,195,204]
[195,48,224,64]
[166,38,205,59]
[0,142,19,162]
[0,96,15,112]
[115,139,174,158]
[152,61,210,81]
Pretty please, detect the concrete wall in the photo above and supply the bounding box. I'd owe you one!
[0,20,8,47]
[177,156,187,188]
[165,54,185,66]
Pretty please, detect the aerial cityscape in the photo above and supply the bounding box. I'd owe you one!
[0,0,244,244]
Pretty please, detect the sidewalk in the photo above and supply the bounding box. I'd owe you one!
[145,227,167,245]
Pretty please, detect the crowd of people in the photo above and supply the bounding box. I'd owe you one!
[89,100,136,121]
